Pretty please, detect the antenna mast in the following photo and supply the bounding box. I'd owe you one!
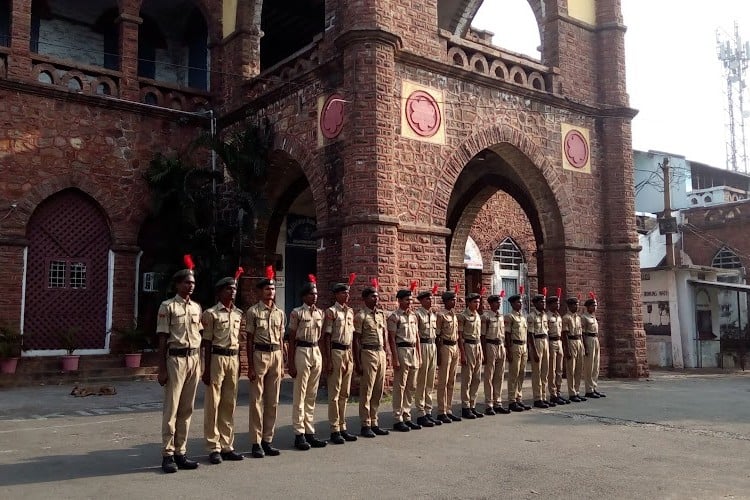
[717,22,750,172]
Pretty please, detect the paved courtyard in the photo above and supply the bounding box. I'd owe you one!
[0,371,749,499]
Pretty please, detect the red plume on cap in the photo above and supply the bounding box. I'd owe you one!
[234,267,245,281]
[410,280,418,293]
[519,285,525,295]
[183,254,195,270]
[500,290,506,298]
[308,274,317,284]
[542,287,548,297]
[370,278,379,289]
[348,273,357,286]
[557,287,562,299]
[454,283,460,294]
[265,265,275,280]
[480,287,487,296]
[589,291,597,300]
[431,284,439,295]
[577,292,582,300]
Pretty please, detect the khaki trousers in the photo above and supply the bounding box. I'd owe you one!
[415,343,437,417]
[507,343,527,402]
[249,349,283,444]
[359,349,386,427]
[547,339,564,398]
[460,343,482,408]
[436,344,459,415]
[292,346,322,435]
[566,339,584,397]
[328,348,353,432]
[204,353,239,452]
[483,343,506,406]
[392,346,419,422]
[530,337,550,401]
[584,336,600,393]
[161,353,201,456]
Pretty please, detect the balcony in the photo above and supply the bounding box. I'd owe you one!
[245,34,322,100]
[138,77,211,112]
[32,53,121,98]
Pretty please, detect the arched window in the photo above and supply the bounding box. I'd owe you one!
[712,247,742,269]
[0,0,11,47]
[493,237,524,270]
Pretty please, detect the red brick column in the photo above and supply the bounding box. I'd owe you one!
[116,12,141,101]
[8,0,31,81]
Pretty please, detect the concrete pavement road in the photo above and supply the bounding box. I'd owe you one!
[0,371,749,499]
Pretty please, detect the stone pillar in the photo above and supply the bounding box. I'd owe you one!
[8,0,31,81]
[116,12,142,101]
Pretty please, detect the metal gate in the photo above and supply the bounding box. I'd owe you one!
[24,189,111,350]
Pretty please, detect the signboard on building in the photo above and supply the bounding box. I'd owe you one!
[641,270,671,335]
[286,215,317,249]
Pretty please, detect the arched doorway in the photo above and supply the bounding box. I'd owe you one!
[24,189,112,352]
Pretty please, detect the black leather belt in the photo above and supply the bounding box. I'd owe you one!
[396,342,415,348]
[548,336,561,341]
[567,335,582,340]
[485,338,503,345]
[211,346,238,356]
[584,332,598,337]
[361,344,383,351]
[533,334,548,339]
[168,347,198,357]
[511,339,526,345]
[441,340,457,346]
[254,343,281,352]
[331,342,350,350]
[420,338,435,344]
[463,338,479,345]
[296,340,318,348]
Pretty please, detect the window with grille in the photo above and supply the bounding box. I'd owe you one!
[48,261,67,288]
[47,260,88,289]
[493,237,525,271]
[70,262,87,289]
[712,247,742,269]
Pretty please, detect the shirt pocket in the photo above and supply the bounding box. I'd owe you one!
[191,314,201,325]
[170,313,185,326]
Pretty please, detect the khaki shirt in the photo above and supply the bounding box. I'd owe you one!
[156,295,203,349]
[289,303,324,343]
[582,312,599,335]
[527,309,548,336]
[436,309,459,342]
[546,311,563,337]
[505,311,528,342]
[246,301,285,345]
[458,309,481,340]
[562,312,583,337]
[481,309,505,341]
[201,302,242,349]
[354,307,387,347]
[387,308,419,344]
[324,302,354,345]
[415,307,437,340]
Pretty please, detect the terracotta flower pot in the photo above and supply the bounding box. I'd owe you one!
[124,353,142,368]
[0,357,19,374]
[61,355,80,372]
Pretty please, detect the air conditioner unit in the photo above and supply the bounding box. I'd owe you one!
[142,272,164,292]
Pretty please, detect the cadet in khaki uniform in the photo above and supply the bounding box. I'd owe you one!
[481,293,510,415]
[322,278,358,445]
[353,281,391,438]
[582,295,606,399]
[202,272,245,465]
[505,294,531,412]
[562,297,587,402]
[245,266,285,458]
[458,292,484,419]
[157,256,202,473]
[388,287,422,432]
[435,290,462,424]
[414,286,440,427]
[545,294,570,406]
[288,277,327,451]
[528,294,553,409]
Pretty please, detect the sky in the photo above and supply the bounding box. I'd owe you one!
[472,0,750,171]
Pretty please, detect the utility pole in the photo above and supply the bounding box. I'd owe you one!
[661,157,676,267]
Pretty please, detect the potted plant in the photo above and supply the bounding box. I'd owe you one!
[59,326,81,372]
[114,323,149,368]
[0,324,23,374]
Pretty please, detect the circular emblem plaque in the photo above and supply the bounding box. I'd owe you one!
[320,94,345,139]
[564,129,589,168]
[405,90,441,137]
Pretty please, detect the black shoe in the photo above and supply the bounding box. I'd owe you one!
[427,414,442,426]
[461,408,476,419]
[261,441,281,456]
[220,450,244,461]
[595,391,606,398]
[585,392,600,399]
[569,395,583,403]
[417,416,435,427]
[470,408,484,418]
[372,426,390,436]
[393,421,410,432]
[341,430,358,442]
[533,400,549,409]
[405,420,422,430]
[437,414,452,424]
[161,455,178,473]
[521,402,532,410]
[208,451,222,464]
[294,434,311,451]
[360,426,376,438]
[546,400,557,407]
[174,455,199,470]
[448,413,462,422]
[509,402,524,412]
[330,432,345,445]
[484,406,496,416]
[251,443,265,458]
[305,434,327,448]
[494,405,511,414]
[579,395,588,401]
